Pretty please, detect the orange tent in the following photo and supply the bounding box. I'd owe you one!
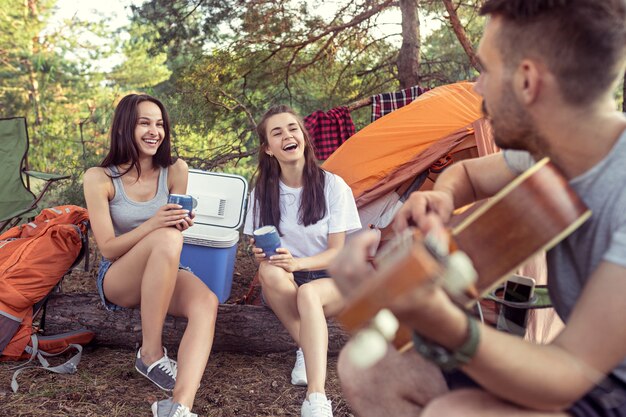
[322,82,495,228]
[323,86,563,342]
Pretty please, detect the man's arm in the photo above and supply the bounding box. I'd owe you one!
[394,153,517,230]
[437,152,518,205]
[399,260,626,411]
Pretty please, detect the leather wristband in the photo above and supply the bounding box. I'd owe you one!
[412,314,480,372]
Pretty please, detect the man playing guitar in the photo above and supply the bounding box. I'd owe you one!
[330,1,626,416]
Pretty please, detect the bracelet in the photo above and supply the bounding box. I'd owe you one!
[412,314,480,372]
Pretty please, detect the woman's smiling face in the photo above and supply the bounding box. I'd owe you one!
[134,101,165,157]
[264,112,306,163]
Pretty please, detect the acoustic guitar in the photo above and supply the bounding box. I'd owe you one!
[337,158,591,368]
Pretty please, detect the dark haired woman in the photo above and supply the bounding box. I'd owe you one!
[243,105,361,417]
[83,93,217,417]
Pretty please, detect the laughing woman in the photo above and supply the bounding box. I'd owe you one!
[244,105,361,417]
[83,93,218,417]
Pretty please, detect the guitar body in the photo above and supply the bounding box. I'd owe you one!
[337,231,443,334]
[453,158,590,297]
[338,158,591,349]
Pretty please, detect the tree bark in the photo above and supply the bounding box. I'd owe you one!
[24,1,43,125]
[623,70,625,113]
[397,0,421,89]
[44,293,350,355]
[441,0,481,73]
[25,60,42,125]
[346,96,373,111]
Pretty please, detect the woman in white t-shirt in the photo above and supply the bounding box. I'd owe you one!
[244,105,361,417]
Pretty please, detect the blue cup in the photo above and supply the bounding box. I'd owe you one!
[253,225,281,257]
[168,194,198,213]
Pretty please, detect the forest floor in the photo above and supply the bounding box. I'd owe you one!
[0,240,355,417]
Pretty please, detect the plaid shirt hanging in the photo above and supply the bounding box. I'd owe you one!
[371,86,430,122]
[304,106,356,161]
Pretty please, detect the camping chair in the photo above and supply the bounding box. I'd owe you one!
[0,117,70,233]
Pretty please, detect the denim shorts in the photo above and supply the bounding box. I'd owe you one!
[96,257,193,312]
[260,269,330,306]
[444,370,626,416]
[292,269,330,286]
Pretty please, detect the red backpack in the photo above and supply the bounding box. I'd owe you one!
[0,205,94,390]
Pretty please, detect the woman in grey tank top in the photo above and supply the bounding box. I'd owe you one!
[83,94,217,417]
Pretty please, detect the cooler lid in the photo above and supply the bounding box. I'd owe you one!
[183,226,240,247]
[185,169,248,230]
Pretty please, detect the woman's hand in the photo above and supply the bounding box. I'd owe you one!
[146,204,190,231]
[268,248,300,273]
[175,209,195,231]
[249,238,267,264]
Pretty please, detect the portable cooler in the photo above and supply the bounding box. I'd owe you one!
[180,169,248,303]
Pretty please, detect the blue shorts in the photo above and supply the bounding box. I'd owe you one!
[260,269,329,306]
[96,257,193,312]
[444,370,626,416]
[292,269,330,286]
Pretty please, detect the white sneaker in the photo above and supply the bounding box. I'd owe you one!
[301,392,333,417]
[151,398,198,417]
[291,348,308,386]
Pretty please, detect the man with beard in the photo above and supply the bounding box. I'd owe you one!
[330,0,626,416]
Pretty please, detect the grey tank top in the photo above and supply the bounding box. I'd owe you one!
[108,165,169,236]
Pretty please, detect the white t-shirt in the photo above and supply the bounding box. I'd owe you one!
[244,171,362,259]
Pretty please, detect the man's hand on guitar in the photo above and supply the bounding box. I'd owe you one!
[393,190,454,233]
[329,229,379,296]
[390,283,465,341]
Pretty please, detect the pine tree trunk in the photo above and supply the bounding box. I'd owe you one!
[623,70,625,112]
[44,293,349,355]
[25,0,43,125]
[397,0,421,88]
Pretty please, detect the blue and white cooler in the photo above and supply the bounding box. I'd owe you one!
[180,169,248,303]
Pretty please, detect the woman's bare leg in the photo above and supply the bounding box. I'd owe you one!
[258,261,301,344]
[103,227,182,363]
[296,278,343,397]
[102,227,218,408]
[166,269,218,409]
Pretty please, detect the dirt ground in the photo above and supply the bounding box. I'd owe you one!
[0,241,355,417]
